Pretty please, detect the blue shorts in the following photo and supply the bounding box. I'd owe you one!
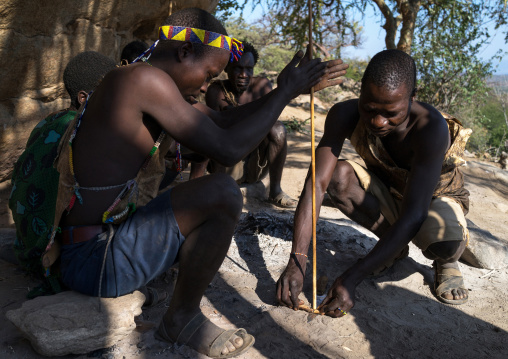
[60,189,184,297]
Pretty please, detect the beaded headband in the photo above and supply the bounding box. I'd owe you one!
[159,26,243,62]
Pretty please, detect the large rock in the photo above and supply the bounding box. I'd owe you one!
[460,219,508,269]
[6,290,145,356]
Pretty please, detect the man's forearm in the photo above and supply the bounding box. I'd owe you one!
[292,180,327,255]
[215,91,277,128]
[217,88,294,165]
[342,215,425,285]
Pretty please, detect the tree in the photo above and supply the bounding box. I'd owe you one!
[230,0,507,56]
[412,2,501,113]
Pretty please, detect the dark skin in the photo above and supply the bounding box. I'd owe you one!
[61,40,347,355]
[202,51,348,205]
[205,51,291,202]
[276,81,468,318]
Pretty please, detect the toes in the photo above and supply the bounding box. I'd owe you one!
[220,335,244,355]
[232,335,244,349]
[441,291,454,300]
[441,288,468,301]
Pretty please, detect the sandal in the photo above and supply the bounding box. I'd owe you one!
[139,286,168,308]
[156,312,255,358]
[268,192,298,208]
[434,262,468,305]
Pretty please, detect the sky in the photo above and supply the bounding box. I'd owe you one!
[236,3,508,75]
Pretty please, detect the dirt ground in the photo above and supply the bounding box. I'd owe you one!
[1,103,507,359]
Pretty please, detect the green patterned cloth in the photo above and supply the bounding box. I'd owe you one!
[9,109,76,297]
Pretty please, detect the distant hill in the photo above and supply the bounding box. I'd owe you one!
[488,74,508,93]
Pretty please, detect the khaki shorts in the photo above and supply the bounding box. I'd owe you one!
[346,160,469,251]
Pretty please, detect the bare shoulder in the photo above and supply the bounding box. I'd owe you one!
[324,99,360,139]
[413,102,449,138]
[410,101,449,152]
[251,76,273,94]
[98,63,178,103]
[206,80,226,97]
[205,80,228,110]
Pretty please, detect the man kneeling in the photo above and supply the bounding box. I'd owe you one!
[277,50,471,318]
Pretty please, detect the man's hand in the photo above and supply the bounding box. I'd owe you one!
[311,59,349,92]
[317,276,355,318]
[276,254,307,310]
[298,45,349,93]
[276,50,328,99]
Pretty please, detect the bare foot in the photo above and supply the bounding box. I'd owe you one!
[434,261,468,304]
[157,311,254,357]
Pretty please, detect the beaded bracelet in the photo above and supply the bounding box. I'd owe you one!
[292,252,308,258]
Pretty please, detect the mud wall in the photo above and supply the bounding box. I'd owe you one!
[0,0,218,181]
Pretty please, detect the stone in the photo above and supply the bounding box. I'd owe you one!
[498,151,507,170]
[0,228,17,264]
[6,290,145,356]
[460,219,508,269]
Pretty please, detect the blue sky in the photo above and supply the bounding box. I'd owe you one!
[237,3,508,75]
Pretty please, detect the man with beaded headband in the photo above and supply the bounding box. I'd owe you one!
[46,7,348,358]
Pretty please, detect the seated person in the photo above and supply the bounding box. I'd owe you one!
[277,50,471,319]
[9,51,117,297]
[204,41,297,208]
[44,7,348,358]
[120,40,149,64]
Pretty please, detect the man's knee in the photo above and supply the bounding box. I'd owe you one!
[425,240,465,261]
[207,173,243,216]
[327,160,357,201]
[269,121,287,144]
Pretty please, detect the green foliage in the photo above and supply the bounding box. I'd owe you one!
[479,91,508,147]
[412,1,499,114]
[283,116,310,134]
[343,57,369,82]
[221,17,295,74]
[258,45,294,74]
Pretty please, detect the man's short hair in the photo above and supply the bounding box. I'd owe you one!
[121,40,149,64]
[161,7,228,58]
[361,49,417,97]
[64,51,116,109]
[239,41,259,65]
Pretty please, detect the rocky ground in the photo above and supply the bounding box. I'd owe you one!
[1,101,507,358]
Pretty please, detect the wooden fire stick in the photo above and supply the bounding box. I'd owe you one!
[308,0,317,311]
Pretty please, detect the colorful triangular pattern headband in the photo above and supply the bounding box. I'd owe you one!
[159,26,243,62]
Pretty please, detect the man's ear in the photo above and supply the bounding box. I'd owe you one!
[77,90,88,106]
[177,41,196,62]
[411,88,417,101]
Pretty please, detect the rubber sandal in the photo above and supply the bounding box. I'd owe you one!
[140,286,168,308]
[156,312,255,358]
[268,192,297,208]
[434,262,468,305]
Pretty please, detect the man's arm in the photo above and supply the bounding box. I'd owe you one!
[202,61,348,129]
[276,101,359,309]
[319,104,450,317]
[129,51,323,166]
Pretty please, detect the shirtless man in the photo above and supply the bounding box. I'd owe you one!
[277,50,471,318]
[46,8,347,357]
[204,41,297,207]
